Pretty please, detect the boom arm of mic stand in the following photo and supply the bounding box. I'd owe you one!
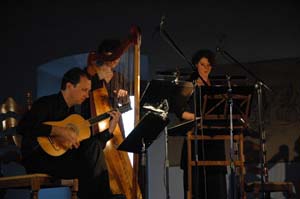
[159,28,209,86]
[220,49,272,92]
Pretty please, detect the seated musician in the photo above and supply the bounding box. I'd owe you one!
[80,39,133,199]
[16,67,121,199]
[81,39,130,139]
[175,49,227,199]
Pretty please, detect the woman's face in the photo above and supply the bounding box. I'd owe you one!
[104,57,121,69]
[196,57,212,78]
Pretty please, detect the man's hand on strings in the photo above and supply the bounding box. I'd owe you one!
[50,126,80,150]
[108,110,121,134]
[114,89,128,98]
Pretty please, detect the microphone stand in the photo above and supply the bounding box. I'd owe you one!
[161,100,171,199]
[226,75,238,199]
[158,18,208,199]
[164,124,170,199]
[140,138,148,199]
[218,48,272,199]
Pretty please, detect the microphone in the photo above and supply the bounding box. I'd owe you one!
[160,15,165,30]
[216,46,223,53]
[152,15,166,39]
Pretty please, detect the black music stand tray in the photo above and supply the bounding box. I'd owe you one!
[118,111,169,153]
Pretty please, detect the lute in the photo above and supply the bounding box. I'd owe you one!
[37,103,131,156]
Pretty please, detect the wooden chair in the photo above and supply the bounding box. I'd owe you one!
[0,174,78,199]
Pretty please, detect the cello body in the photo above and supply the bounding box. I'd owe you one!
[90,87,142,199]
[87,26,142,199]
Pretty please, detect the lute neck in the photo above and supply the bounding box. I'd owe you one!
[88,112,111,126]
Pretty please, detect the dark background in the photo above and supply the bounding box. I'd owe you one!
[1,1,300,103]
[1,1,300,198]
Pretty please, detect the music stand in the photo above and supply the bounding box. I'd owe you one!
[120,79,194,153]
[200,85,254,127]
[187,85,254,199]
[118,111,169,199]
[118,111,169,153]
[120,79,193,199]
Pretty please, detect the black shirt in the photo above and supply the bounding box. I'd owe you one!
[17,92,73,158]
[17,92,113,159]
[81,67,129,137]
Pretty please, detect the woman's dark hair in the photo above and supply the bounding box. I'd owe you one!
[61,67,89,90]
[97,39,121,54]
[191,49,216,67]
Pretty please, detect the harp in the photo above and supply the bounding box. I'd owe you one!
[86,26,142,199]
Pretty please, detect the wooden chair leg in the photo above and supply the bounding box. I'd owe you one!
[71,191,77,199]
[287,189,293,199]
[0,174,79,199]
[70,178,78,199]
[31,191,38,199]
[253,185,260,199]
[288,184,294,199]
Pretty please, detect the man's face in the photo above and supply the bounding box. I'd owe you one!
[69,76,91,105]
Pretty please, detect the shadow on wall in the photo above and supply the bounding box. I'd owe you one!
[244,136,300,199]
[286,136,300,199]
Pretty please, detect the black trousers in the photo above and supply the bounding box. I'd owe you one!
[22,136,112,199]
[183,166,227,199]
